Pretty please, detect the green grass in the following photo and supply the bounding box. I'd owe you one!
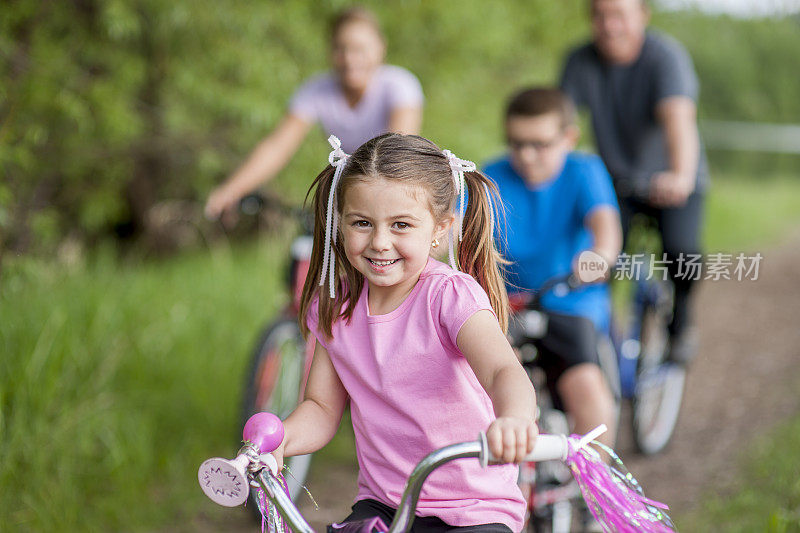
[0,238,291,531]
[2,176,800,531]
[704,173,800,252]
[679,416,800,532]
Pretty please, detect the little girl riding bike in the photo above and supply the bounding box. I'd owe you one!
[272,133,538,533]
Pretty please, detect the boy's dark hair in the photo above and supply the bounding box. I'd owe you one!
[505,87,577,129]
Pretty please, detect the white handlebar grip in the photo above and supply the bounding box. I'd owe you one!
[198,454,250,507]
[479,432,568,466]
[523,434,568,462]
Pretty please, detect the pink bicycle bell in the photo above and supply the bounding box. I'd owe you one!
[198,413,284,507]
[243,412,285,454]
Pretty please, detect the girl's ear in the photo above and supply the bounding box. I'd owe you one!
[435,213,455,241]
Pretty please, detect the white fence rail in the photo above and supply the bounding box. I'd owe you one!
[701,120,800,154]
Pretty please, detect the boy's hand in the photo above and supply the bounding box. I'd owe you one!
[574,249,612,284]
[486,416,539,464]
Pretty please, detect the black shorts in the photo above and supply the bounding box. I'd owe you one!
[328,499,512,533]
[531,312,599,404]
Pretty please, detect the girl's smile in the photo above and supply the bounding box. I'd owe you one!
[366,257,400,268]
[341,178,451,314]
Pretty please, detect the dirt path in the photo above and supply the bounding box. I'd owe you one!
[196,233,800,531]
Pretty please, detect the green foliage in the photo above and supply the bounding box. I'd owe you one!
[1,0,584,252]
[4,0,800,252]
[375,0,584,160]
[1,1,324,250]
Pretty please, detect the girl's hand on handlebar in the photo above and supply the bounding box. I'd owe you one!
[486,416,539,464]
[270,438,287,472]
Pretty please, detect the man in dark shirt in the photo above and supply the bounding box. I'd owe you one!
[560,0,706,364]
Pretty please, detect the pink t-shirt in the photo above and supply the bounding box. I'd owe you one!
[307,258,525,531]
[289,65,424,153]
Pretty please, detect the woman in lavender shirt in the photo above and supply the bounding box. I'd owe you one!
[205,7,424,221]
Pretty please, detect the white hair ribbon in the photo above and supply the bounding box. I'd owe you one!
[483,182,495,244]
[442,149,476,270]
[319,135,350,298]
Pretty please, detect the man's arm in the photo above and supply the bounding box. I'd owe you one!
[204,113,311,220]
[650,96,700,207]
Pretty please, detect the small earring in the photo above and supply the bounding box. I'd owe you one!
[431,238,440,248]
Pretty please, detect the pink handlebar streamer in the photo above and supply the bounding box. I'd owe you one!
[565,435,675,532]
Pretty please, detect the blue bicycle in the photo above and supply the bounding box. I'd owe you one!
[615,215,687,456]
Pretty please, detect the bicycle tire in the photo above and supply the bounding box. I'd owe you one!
[631,303,686,455]
[524,405,579,533]
[241,318,313,506]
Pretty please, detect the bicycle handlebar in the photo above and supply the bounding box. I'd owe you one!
[614,179,653,203]
[239,192,313,230]
[198,413,572,533]
[528,273,582,309]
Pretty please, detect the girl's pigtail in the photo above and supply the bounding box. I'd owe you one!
[298,158,364,341]
[458,171,510,332]
[299,165,354,340]
[299,166,334,339]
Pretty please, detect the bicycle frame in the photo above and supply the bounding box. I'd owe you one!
[617,254,673,399]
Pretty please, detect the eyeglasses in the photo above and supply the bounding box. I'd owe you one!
[507,135,563,153]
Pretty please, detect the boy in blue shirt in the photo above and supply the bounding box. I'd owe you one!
[484,87,622,447]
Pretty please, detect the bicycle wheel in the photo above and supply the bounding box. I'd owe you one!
[530,497,574,533]
[631,303,686,455]
[241,318,313,504]
[526,405,578,533]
